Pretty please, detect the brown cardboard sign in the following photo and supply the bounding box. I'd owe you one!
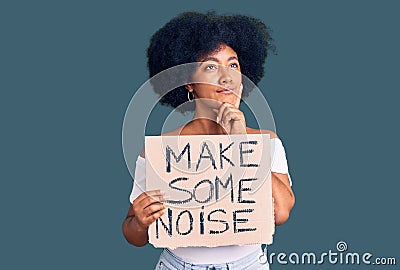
[145,134,274,249]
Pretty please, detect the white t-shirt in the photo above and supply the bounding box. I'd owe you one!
[129,137,292,264]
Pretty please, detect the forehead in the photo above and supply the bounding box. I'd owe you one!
[199,45,238,61]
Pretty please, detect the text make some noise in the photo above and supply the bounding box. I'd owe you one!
[145,134,273,248]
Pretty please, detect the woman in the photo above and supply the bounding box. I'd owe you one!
[123,11,295,269]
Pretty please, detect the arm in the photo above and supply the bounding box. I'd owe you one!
[268,133,295,225]
[272,172,295,225]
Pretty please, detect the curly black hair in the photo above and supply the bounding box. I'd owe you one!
[147,11,275,111]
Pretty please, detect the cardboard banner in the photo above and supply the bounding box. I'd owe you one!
[145,134,274,249]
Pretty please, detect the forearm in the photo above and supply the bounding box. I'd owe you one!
[122,215,149,247]
[272,173,295,225]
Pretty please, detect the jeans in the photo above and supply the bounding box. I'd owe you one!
[155,247,270,270]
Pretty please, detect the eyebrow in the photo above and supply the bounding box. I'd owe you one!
[199,56,239,63]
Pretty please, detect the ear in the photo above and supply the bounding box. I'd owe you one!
[185,84,194,91]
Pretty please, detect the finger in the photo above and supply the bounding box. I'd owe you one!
[145,189,165,196]
[217,103,232,125]
[223,113,236,129]
[134,195,161,209]
[221,105,241,125]
[224,110,243,122]
[224,112,233,124]
[134,189,163,204]
[234,97,241,109]
[146,208,168,225]
[222,110,245,134]
[212,108,219,123]
[216,104,225,125]
[234,85,243,108]
[134,202,165,225]
[143,202,166,217]
[135,196,166,211]
[135,192,167,209]
[148,193,168,202]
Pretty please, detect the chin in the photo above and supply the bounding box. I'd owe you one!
[220,97,237,105]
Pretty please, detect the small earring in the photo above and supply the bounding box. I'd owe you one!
[187,91,194,102]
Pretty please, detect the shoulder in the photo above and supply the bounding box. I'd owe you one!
[246,127,279,139]
[160,127,183,136]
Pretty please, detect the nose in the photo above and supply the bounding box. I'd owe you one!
[218,66,233,85]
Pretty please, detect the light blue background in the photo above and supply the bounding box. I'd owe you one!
[1,1,399,269]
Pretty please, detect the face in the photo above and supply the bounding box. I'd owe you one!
[187,45,242,108]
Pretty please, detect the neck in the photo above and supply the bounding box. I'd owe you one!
[190,104,225,135]
[193,104,216,121]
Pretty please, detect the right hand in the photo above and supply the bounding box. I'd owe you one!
[131,190,167,230]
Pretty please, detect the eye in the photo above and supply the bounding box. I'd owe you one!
[229,63,239,69]
[205,64,217,70]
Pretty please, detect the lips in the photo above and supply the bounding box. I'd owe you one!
[216,88,233,94]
